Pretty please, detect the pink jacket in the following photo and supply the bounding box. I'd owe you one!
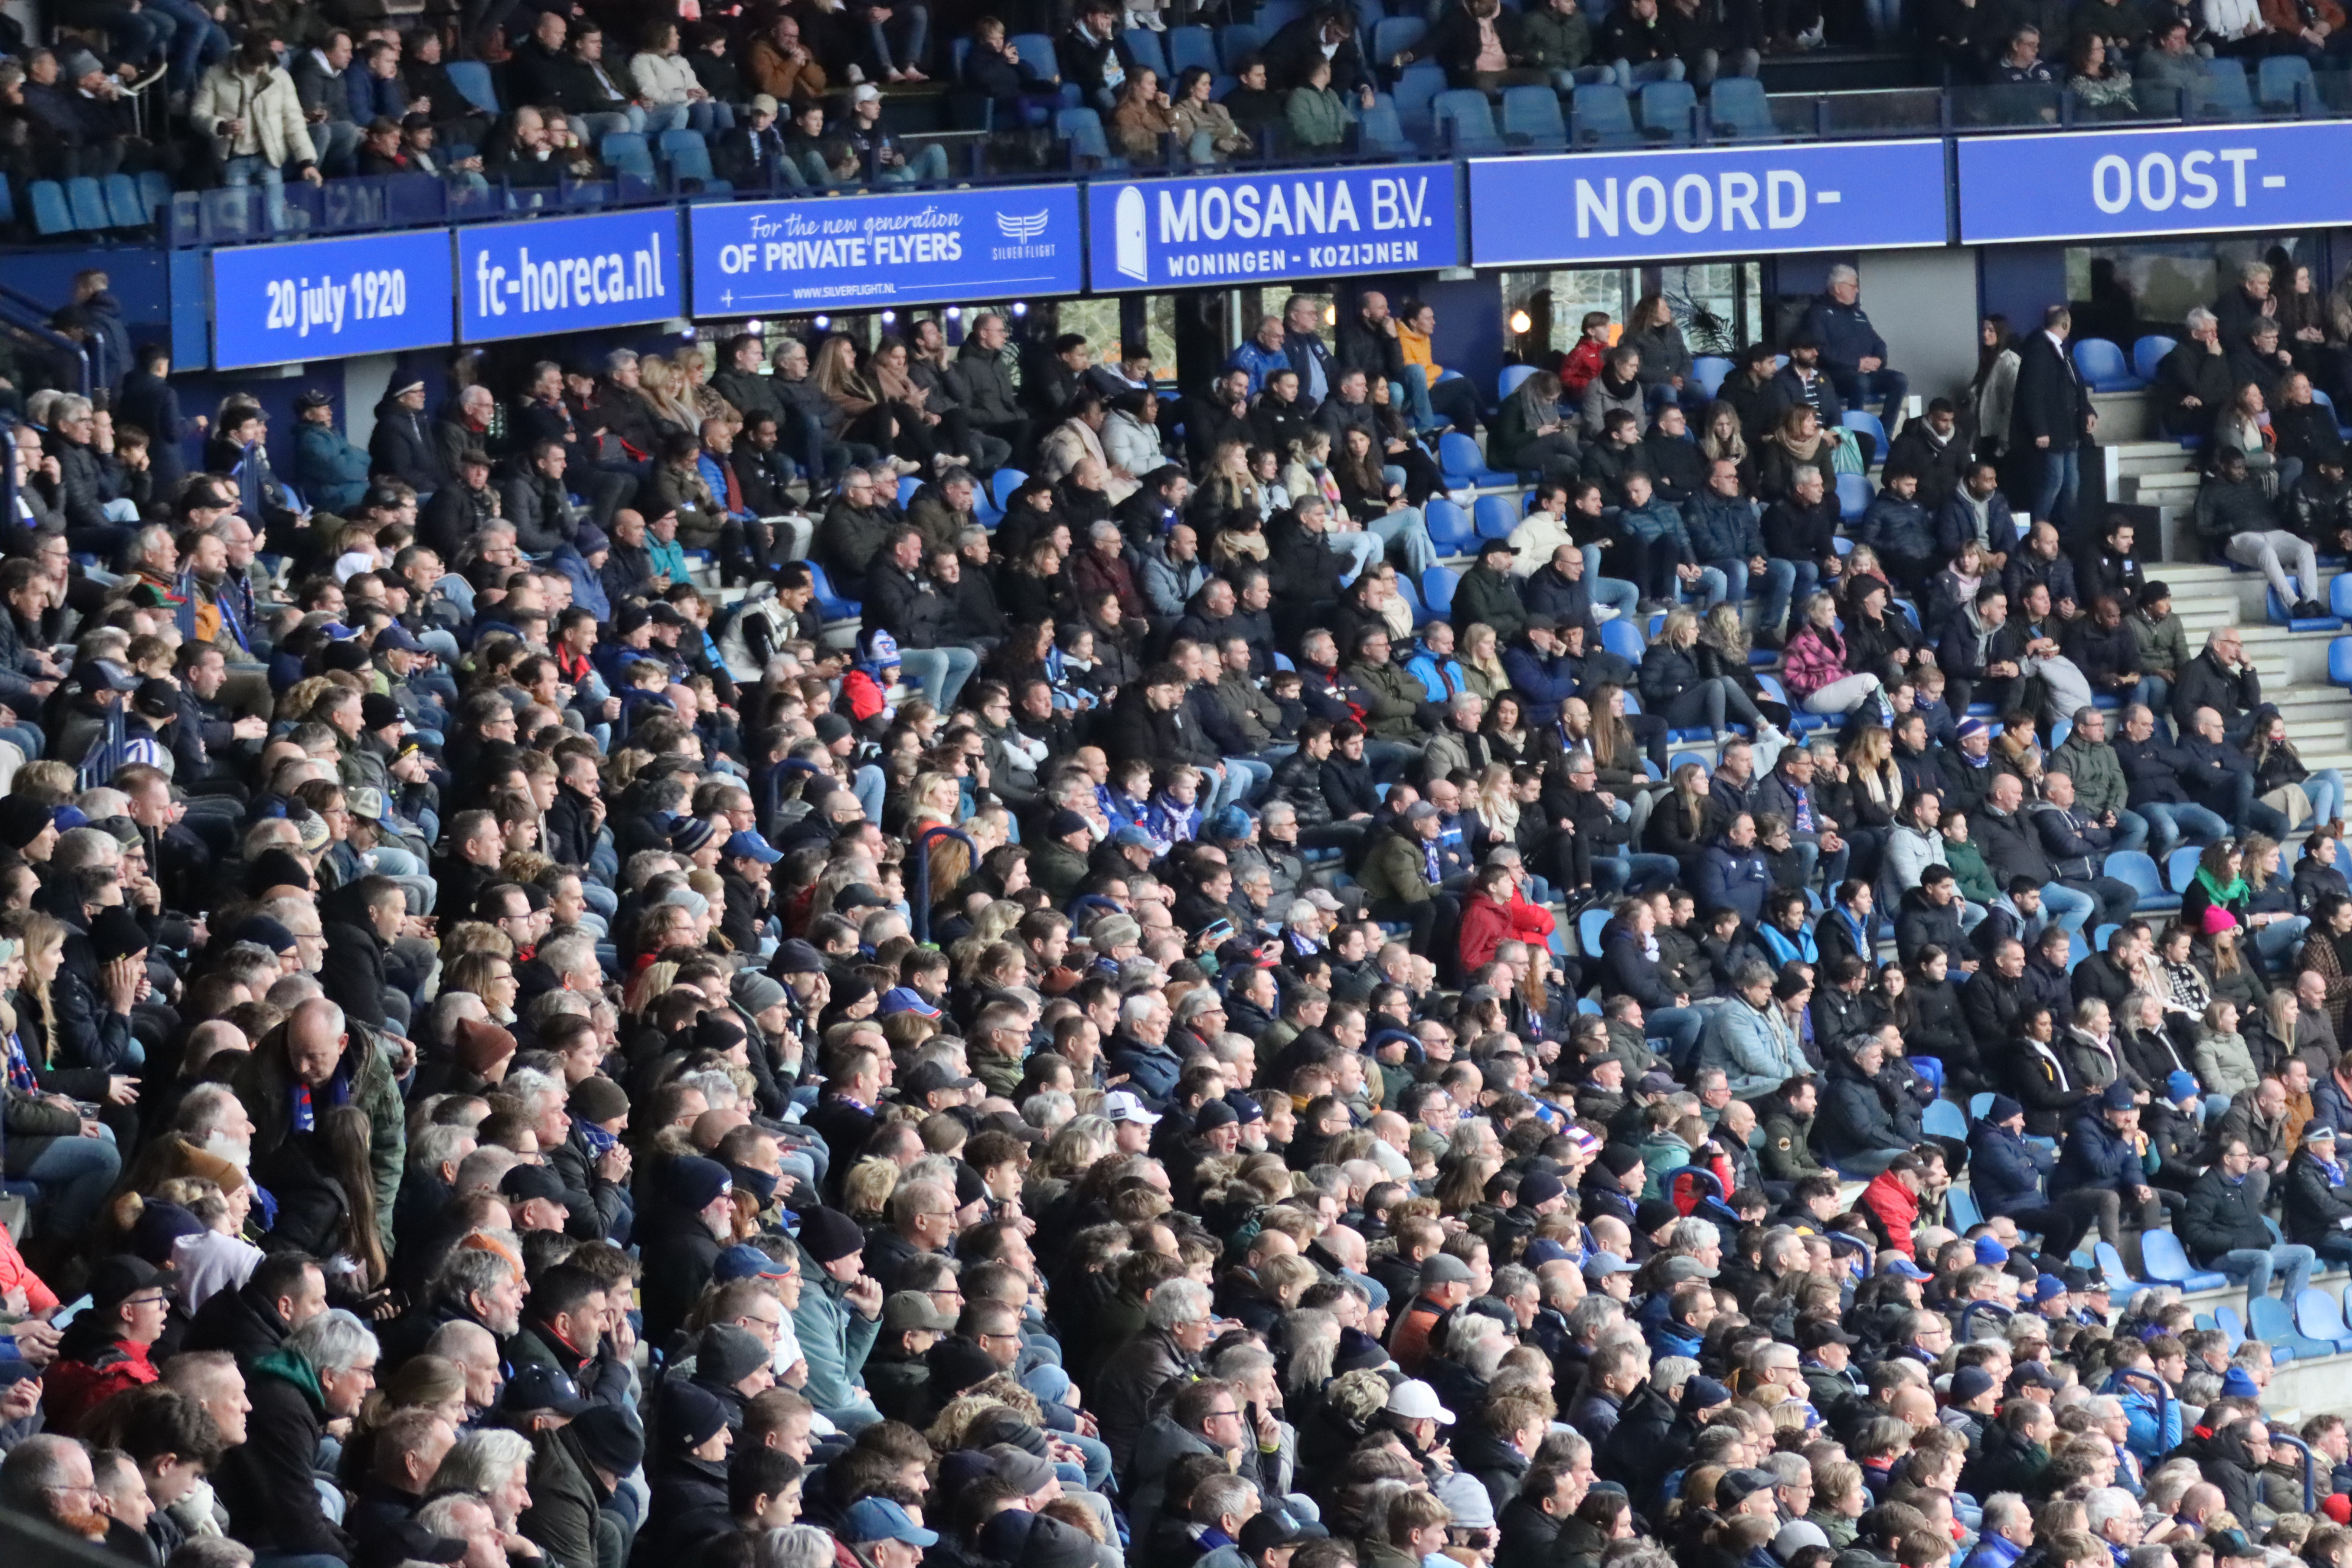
[1781,624,1853,700]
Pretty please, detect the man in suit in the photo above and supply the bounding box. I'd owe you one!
[2010,304,2097,538]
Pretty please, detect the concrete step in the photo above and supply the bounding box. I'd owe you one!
[2091,389,2154,445]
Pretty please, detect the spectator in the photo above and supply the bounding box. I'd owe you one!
[1802,266,1909,432]
[290,30,361,176]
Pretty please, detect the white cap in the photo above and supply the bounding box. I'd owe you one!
[1103,1090,1161,1125]
[1385,1379,1455,1424]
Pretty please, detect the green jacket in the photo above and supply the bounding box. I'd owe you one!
[2130,606,2190,679]
[1285,85,1355,149]
[1519,6,1593,67]
[2050,733,2128,818]
[518,1425,603,1568]
[1450,562,1529,643]
[1943,834,1999,905]
[1345,657,1428,742]
[1760,1107,1829,1179]
[1358,828,1434,906]
[233,1016,405,1251]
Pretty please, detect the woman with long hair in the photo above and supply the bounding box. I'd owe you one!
[1757,405,1836,502]
[2241,832,2311,968]
[2214,380,2283,491]
[1491,370,1581,483]
[1926,538,1988,630]
[1971,315,2020,461]
[811,334,902,466]
[1782,592,1888,719]
[869,336,971,474]
[1839,726,1904,884]
[2301,892,2352,1035]
[1188,439,1261,543]
[1637,608,1774,748]
[2253,709,2344,832]
[1698,398,1754,491]
[1460,624,1510,704]
[1331,426,1439,577]
[1480,688,1528,760]
[1643,759,1714,884]
[2182,839,2253,933]
[0,916,119,1237]
[1695,603,1789,731]
[1625,293,1695,410]
[1581,684,1648,797]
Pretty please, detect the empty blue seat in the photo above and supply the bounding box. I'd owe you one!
[1497,366,1537,402]
[600,133,655,181]
[1216,23,1262,70]
[1431,88,1502,150]
[2092,1242,2147,1303]
[2165,843,2203,891]
[1473,494,1518,540]
[1358,104,1409,154]
[2133,335,2177,382]
[137,169,172,223]
[2249,1294,2317,1362]
[805,561,861,620]
[2139,1229,2229,1292]
[1577,907,1612,958]
[1570,83,1638,146]
[447,59,502,115]
[1709,75,1774,137]
[1843,409,1888,451]
[1393,61,1447,132]
[660,129,729,192]
[1425,497,1474,553]
[2073,337,2143,391]
[1122,27,1169,79]
[1945,1187,1983,1230]
[64,176,110,232]
[990,467,1029,511]
[1692,356,1734,399]
[2301,1286,2352,1351]
[1836,472,1872,520]
[1420,565,1457,615]
[1167,25,1217,75]
[1371,15,1425,62]
[2204,56,2254,118]
[1638,79,1697,142]
[1056,107,1122,166]
[1439,431,1517,488]
[1923,1099,1967,1140]
[1499,84,1566,145]
[1600,619,1645,662]
[2258,53,2312,111]
[2331,635,2352,687]
[100,172,145,228]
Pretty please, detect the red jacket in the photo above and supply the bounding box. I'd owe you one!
[1560,338,1608,399]
[1458,891,1515,974]
[44,1338,157,1435]
[1858,1169,1921,1259]
[1506,888,1556,948]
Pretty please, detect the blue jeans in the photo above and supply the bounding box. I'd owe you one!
[2305,768,2345,823]
[1831,366,1910,429]
[2040,881,2095,932]
[2136,800,2229,859]
[2032,444,2081,535]
[2257,915,2311,963]
[2133,676,2172,735]
[876,143,952,184]
[2217,1243,2315,1314]
[853,763,887,823]
[1577,546,1644,622]
[1624,57,1686,85]
[1708,556,1796,626]
[1679,565,1729,610]
[897,645,977,710]
[1647,1004,1703,1062]
[148,0,228,92]
[2113,808,2150,854]
[866,2,929,72]
[1594,850,1679,896]
[1214,756,1272,812]
[9,1131,121,1237]
[1368,508,1438,577]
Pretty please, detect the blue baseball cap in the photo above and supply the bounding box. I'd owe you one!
[1882,1257,1932,1281]
[1109,825,1153,849]
[843,1499,938,1548]
[714,1243,794,1283]
[724,829,783,864]
[50,805,88,831]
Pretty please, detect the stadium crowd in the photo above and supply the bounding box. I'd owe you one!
[0,237,2351,1568]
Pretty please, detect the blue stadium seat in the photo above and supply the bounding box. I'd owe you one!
[137,170,172,223]
[64,177,110,232]
[659,130,730,192]
[1923,1099,1966,1140]
[1843,410,1888,452]
[2204,56,2255,119]
[1708,75,1774,138]
[1498,85,1566,146]
[1167,26,1217,75]
[2298,1287,2352,1351]
[1600,619,1645,662]
[2133,335,2177,383]
[2165,844,2204,892]
[101,173,145,228]
[2258,53,2312,112]
[1056,107,1123,167]
[2331,634,2352,686]
[1431,89,1502,151]
[1257,0,1308,33]
[446,59,502,115]
[1420,565,1457,616]
[1216,23,1262,70]
[897,476,922,507]
[2249,1295,2317,1362]
[1945,1188,1983,1230]
[2073,337,2143,391]
[1393,61,1448,133]
[1371,15,1426,63]
[1836,472,1872,520]
[2092,1242,2147,1303]
[1498,365,1536,402]
[1357,102,1409,153]
[1439,431,1517,488]
[600,134,656,181]
[990,468,1028,511]
[1425,497,1474,553]
[2215,1304,2247,1352]
[2139,1229,2229,1292]
[1570,83,1638,146]
[805,561,861,620]
[1122,27,1169,79]
[1692,356,1734,399]
[1638,79,1697,143]
[1473,495,1518,540]
[1577,907,1612,958]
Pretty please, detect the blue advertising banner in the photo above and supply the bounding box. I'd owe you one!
[690,186,1084,314]
[459,208,684,343]
[209,230,453,371]
[1086,164,1459,291]
[1957,123,2352,243]
[1468,141,1948,266]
